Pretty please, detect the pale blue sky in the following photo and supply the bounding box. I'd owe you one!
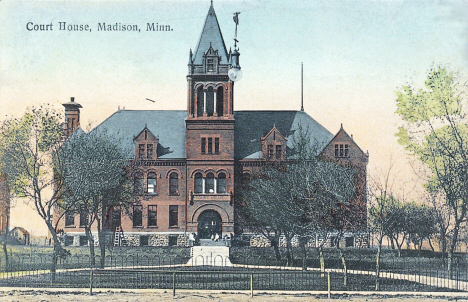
[1,0,467,234]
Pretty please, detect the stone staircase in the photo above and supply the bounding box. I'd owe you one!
[187,245,232,267]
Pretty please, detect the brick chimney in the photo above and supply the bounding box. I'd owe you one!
[62,97,82,137]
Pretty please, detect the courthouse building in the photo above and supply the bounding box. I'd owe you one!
[57,2,368,247]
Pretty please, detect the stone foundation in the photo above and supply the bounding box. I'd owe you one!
[148,234,169,246]
[123,234,140,246]
[177,234,189,247]
[250,235,271,247]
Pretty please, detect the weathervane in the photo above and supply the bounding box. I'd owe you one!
[233,12,240,50]
[229,12,243,82]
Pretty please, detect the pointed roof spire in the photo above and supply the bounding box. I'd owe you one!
[192,2,229,65]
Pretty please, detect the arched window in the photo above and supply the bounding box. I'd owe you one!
[194,173,203,193]
[206,172,215,193]
[147,172,157,194]
[241,172,251,185]
[216,86,224,116]
[169,172,179,195]
[206,87,214,116]
[197,87,204,117]
[217,173,226,193]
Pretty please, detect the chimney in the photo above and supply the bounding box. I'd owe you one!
[62,97,82,137]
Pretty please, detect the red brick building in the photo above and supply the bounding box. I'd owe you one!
[57,3,368,247]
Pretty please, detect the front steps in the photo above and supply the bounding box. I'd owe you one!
[187,245,232,266]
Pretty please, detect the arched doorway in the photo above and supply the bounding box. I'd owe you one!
[197,210,222,239]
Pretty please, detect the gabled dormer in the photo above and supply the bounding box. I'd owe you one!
[261,126,287,160]
[133,126,159,160]
[320,124,369,166]
[204,44,220,74]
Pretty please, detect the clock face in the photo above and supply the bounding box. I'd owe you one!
[228,68,243,82]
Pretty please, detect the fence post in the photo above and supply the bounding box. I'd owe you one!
[172,272,176,297]
[327,272,331,299]
[89,269,94,295]
[250,273,254,297]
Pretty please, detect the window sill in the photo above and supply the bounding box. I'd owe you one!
[168,226,179,229]
[133,226,144,228]
[148,226,158,229]
[193,193,229,196]
[65,226,76,228]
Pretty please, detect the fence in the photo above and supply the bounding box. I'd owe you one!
[0,253,467,293]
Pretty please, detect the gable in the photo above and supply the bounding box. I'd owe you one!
[320,126,368,164]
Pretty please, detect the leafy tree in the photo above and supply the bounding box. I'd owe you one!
[396,66,468,274]
[0,105,69,281]
[61,130,134,268]
[407,202,437,253]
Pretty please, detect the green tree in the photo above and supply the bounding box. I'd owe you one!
[407,202,437,253]
[395,66,468,274]
[61,130,134,268]
[0,105,69,281]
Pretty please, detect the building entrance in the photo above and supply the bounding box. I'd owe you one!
[197,210,222,239]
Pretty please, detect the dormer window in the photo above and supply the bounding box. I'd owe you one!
[134,127,158,160]
[334,144,349,158]
[261,126,287,161]
[147,144,154,159]
[207,59,214,72]
[138,144,145,159]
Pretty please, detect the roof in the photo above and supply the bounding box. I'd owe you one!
[11,227,29,234]
[91,110,187,159]
[192,3,229,66]
[90,110,333,160]
[234,111,334,160]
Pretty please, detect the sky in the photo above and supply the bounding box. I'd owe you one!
[1,0,468,236]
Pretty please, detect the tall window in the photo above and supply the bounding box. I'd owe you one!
[112,207,121,227]
[79,209,88,228]
[206,173,215,193]
[169,205,178,227]
[208,138,213,154]
[133,205,143,227]
[169,172,179,195]
[275,145,282,159]
[217,173,226,193]
[65,212,75,227]
[201,137,206,154]
[197,87,204,117]
[334,144,339,157]
[147,144,154,159]
[268,145,274,159]
[194,173,203,193]
[207,59,214,72]
[345,144,349,157]
[215,138,220,154]
[216,87,223,116]
[148,205,157,227]
[147,172,157,194]
[138,144,145,159]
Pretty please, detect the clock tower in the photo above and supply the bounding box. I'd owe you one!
[185,2,238,236]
